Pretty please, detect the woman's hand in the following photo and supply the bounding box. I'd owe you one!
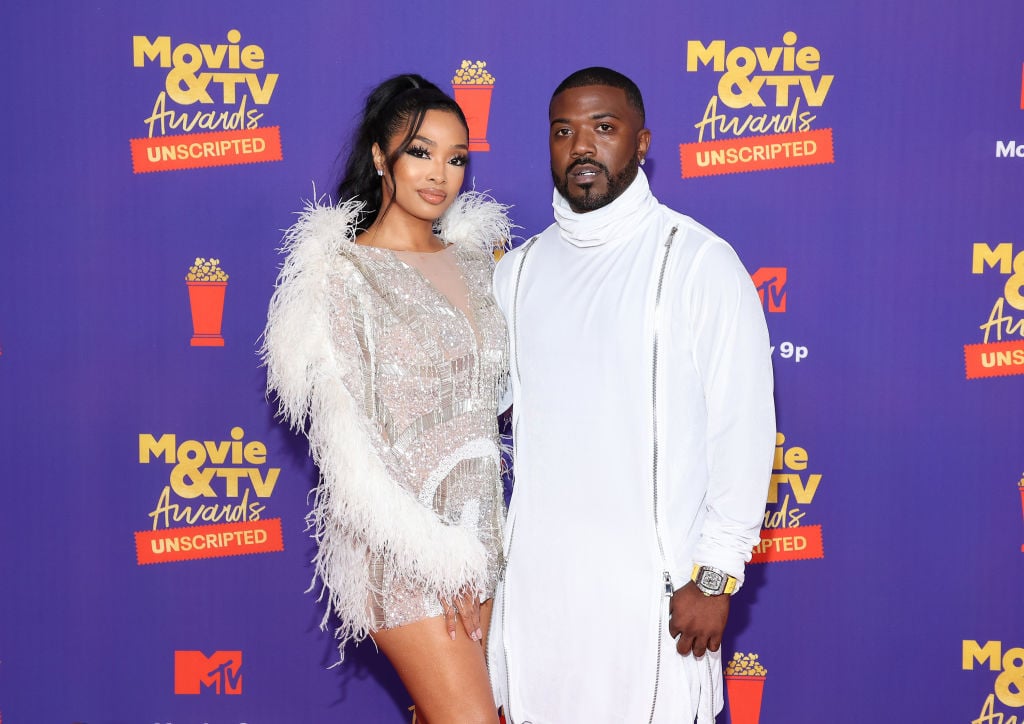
[440,588,483,643]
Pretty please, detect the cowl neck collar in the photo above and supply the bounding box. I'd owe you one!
[552,169,658,248]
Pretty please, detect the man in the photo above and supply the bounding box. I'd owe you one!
[487,68,776,723]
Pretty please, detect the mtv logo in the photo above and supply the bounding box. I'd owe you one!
[174,650,242,695]
[751,268,788,313]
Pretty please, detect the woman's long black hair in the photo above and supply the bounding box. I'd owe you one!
[336,74,469,232]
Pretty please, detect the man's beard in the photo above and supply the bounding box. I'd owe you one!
[553,156,639,213]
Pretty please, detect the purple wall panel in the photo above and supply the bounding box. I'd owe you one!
[2,1,1022,722]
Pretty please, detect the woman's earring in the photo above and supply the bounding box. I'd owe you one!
[376,168,384,176]
[639,157,646,166]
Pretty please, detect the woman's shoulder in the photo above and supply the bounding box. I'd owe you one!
[447,243,496,287]
[447,239,493,264]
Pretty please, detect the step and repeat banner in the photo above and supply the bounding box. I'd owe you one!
[1,2,1022,722]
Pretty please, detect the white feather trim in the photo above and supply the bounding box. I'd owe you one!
[436,189,515,252]
[260,192,510,661]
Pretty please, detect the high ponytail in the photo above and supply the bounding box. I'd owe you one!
[336,74,469,232]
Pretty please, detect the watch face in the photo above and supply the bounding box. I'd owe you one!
[699,568,724,592]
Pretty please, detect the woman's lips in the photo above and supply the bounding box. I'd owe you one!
[418,188,448,205]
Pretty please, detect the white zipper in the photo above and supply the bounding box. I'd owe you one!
[647,225,679,724]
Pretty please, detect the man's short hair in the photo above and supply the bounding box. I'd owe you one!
[550,67,646,125]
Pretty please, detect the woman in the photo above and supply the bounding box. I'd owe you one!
[262,74,510,723]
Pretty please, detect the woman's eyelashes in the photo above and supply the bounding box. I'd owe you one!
[405,144,431,159]
[405,145,468,166]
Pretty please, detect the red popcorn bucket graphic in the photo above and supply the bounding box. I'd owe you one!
[185,257,229,346]
[187,281,227,346]
[725,675,766,724]
[452,60,495,152]
[452,85,493,151]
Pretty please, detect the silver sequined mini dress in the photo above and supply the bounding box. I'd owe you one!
[331,242,508,629]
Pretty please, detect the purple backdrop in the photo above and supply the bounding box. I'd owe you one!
[2,1,1023,722]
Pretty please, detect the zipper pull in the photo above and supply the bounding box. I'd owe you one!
[663,571,674,597]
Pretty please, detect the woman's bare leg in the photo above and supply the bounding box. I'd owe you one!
[373,600,497,724]
[479,598,494,652]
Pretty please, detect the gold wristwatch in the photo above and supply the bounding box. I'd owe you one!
[691,564,738,596]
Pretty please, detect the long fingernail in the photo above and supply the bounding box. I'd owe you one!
[471,630,480,642]
[475,627,483,640]
[450,631,456,641]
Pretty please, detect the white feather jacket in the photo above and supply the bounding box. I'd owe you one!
[261,192,512,659]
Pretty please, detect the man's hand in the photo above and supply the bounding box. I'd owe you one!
[667,582,730,657]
